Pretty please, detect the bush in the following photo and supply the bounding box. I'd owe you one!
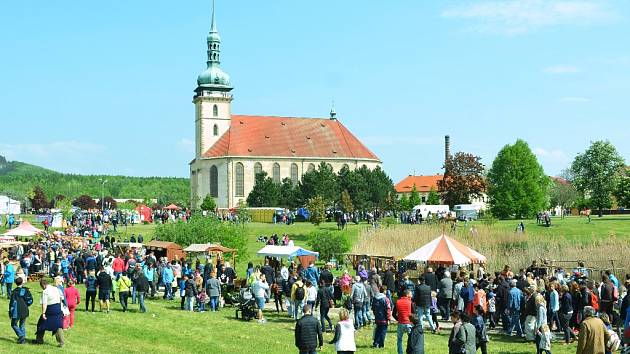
[308,230,350,262]
[154,216,247,261]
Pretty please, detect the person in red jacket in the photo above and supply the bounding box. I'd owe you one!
[63,280,80,329]
[396,289,414,354]
[112,254,125,280]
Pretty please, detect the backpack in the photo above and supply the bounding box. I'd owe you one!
[590,291,599,311]
[295,284,305,301]
[352,284,365,304]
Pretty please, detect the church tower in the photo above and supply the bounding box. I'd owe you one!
[194,0,233,157]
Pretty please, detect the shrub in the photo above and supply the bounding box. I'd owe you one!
[308,230,350,262]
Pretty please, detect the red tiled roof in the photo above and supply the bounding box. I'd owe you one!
[395,175,443,193]
[202,115,380,160]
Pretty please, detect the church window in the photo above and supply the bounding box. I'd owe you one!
[254,162,263,178]
[290,163,298,185]
[342,164,350,171]
[327,163,334,172]
[235,163,245,197]
[213,104,218,117]
[272,163,281,184]
[210,165,218,198]
[307,163,316,172]
[213,124,218,136]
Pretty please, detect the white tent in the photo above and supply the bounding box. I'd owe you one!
[0,196,21,215]
[256,245,319,258]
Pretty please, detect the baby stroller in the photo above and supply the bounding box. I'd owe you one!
[235,287,256,321]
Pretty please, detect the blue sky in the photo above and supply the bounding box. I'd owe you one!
[1,0,629,181]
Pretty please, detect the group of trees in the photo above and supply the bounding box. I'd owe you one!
[485,139,628,219]
[246,163,397,213]
[0,157,189,207]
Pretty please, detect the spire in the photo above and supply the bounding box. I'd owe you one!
[210,0,218,35]
[329,100,337,120]
[196,0,231,90]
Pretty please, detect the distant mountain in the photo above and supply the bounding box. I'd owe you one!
[0,156,190,205]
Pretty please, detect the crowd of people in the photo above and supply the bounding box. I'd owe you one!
[251,258,630,354]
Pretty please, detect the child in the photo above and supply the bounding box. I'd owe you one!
[406,314,425,354]
[538,323,553,354]
[487,289,496,329]
[63,280,80,329]
[430,291,441,331]
[197,289,207,312]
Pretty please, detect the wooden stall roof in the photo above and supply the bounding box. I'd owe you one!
[145,240,182,249]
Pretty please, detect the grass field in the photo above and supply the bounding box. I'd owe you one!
[0,214,626,353]
[0,286,578,354]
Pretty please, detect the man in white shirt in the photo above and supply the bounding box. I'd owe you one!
[253,274,269,323]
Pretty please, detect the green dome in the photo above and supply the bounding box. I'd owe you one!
[197,65,231,87]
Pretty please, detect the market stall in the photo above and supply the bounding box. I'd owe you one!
[183,243,237,265]
[145,240,185,261]
[403,234,486,266]
[2,220,43,239]
[256,245,319,267]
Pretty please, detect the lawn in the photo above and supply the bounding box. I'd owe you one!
[0,285,578,354]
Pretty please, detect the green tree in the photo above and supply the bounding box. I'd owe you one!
[399,193,411,211]
[426,187,441,205]
[56,197,73,219]
[306,196,326,226]
[236,200,251,224]
[29,186,48,210]
[337,166,369,211]
[571,140,625,216]
[340,190,354,213]
[246,171,280,207]
[549,178,578,218]
[614,169,630,208]
[438,152,486,207]
[487,139,549,219]
[301,163,338,205]
[360,165,396,210]
[308,230,350,262]
[408,185,421,207]
[200,195,217,212]
[279,178,303,209]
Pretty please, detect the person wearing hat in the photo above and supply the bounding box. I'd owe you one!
[576,306,611,354]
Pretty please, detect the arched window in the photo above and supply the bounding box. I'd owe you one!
[272,163,281,184]
[307,163,316,172]
[342,164,350,171]
[254,162,263,179]
[213,104,218,117]
[327,163,334,172]
[290,163,298,185]
[209,165,218,198]
[213,124,218,136]
[235,163,244,197]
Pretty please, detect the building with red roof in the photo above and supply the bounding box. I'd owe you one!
[189,3,381,208]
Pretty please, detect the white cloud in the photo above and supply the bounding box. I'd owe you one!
[559,96,590,102]
[442,0,616,35]
[544,65,580,74]
[176,138,195,153]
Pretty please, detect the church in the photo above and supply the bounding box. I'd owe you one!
[189,3,381,209]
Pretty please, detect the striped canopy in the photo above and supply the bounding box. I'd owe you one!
[403,234,486,266]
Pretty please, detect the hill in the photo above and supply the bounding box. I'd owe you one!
[0,155,190,205]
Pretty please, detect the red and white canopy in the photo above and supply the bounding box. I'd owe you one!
[403,234,486,266]
[2,220,43,237]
